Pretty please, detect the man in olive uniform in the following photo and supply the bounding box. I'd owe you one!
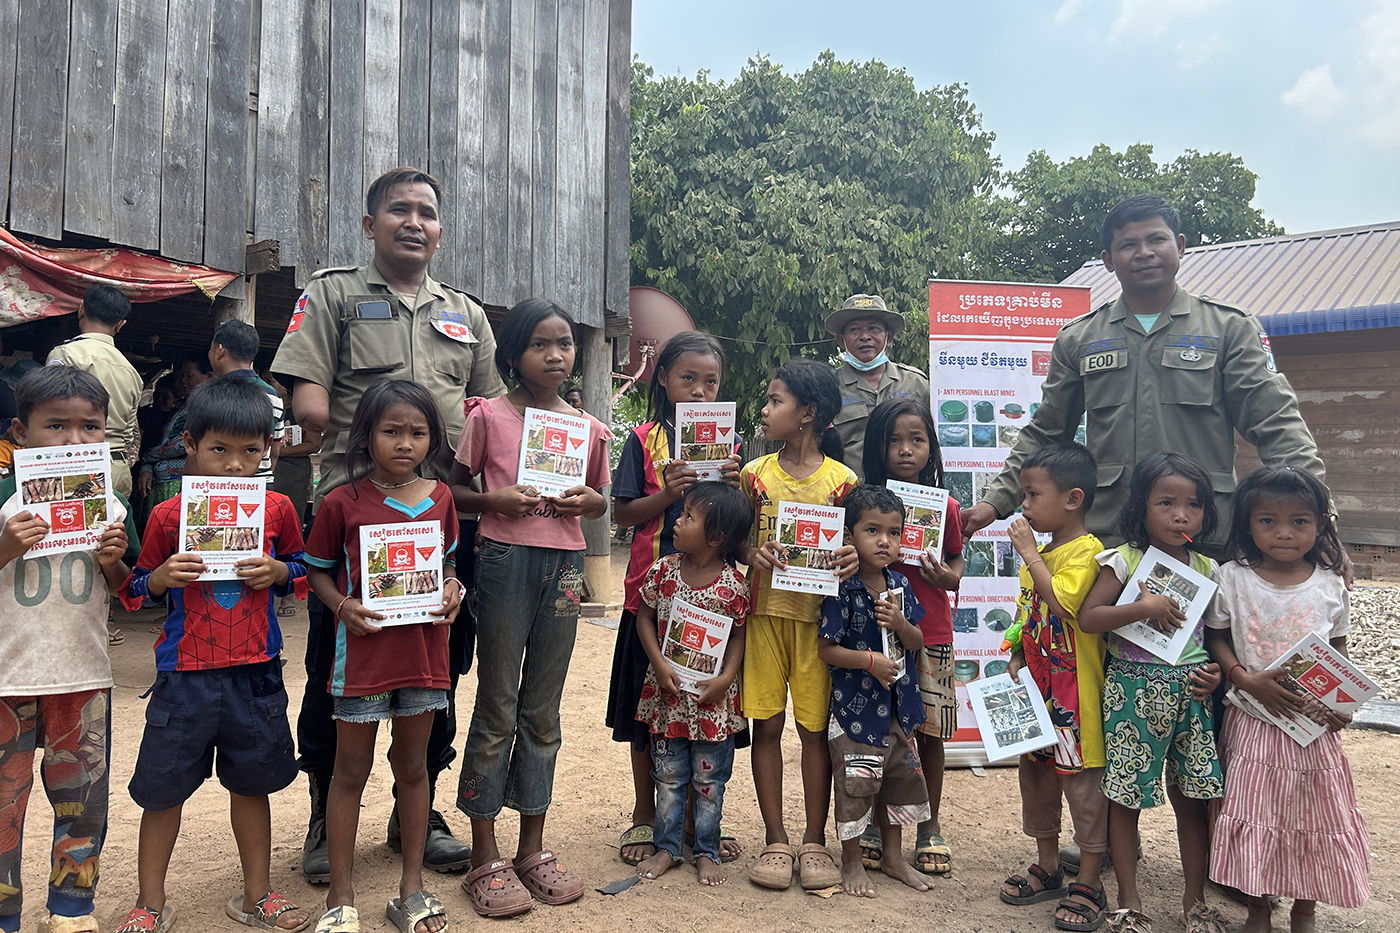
[829,293,930,480]
[47,285,143,497]
[963,194,1332,556]
[272,167,505,880]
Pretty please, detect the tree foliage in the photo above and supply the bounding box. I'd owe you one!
[629,53,1000,424]
[993,143,1284,283]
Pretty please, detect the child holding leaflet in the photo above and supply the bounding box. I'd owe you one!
[997,443,1108,933]
[860,397,963,875]
[632,482,752,886]
[1206,466,1370,932]
[1078,453,1225,933]
[118,376,310,933]
[0,367,134,933]
[449,299,611,918]
[739,359,858,892]
[817,485,932,898]
[304,380,463,933]
[606,332,743,867]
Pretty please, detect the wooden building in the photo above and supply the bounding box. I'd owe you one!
[1062,222,1400,570]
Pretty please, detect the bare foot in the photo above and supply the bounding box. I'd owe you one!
[696,856,726,886]
[841,859,877,898]
[636,849,677,880]
[880,855,932,892]
[719,837,742,861]
[1290,902,1315,933]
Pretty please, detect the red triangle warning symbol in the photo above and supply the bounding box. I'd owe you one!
[417,547,437,561]
[706,634,722,648]
[717,427,731,439]
[570,436,584,450]
[1336,688,1355,704]
[821,528,838,542]
[239,503,259,517]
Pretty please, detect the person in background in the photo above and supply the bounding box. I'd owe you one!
[135,351,213,507]
[209,320,283,479]
[564,387,584,411]
[137,375,179,464]
[46,285,143,498]
[269,374,322,619]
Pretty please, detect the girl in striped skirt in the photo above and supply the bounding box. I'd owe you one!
[1204,466,1370,933]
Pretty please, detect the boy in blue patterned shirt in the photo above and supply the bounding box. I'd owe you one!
[818,485,931,898]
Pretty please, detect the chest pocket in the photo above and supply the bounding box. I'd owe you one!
[346,317,410,373]
[1081,350,1131,410]
[1158,347,1218,406]
[430,331,474,386]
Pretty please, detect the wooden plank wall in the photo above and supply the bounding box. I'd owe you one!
[0,0,631,331]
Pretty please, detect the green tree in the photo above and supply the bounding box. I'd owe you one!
[630,53,1001,426]
[993,143,1283,283]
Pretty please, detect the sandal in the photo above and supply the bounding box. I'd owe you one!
[312,906,359,933]
[796,842,842,890]
[226,890,310,931]
[113,905,177,933]
[461,859,532,918]
[514,849,585,906]
[1105,908,1153,933]
[1182,901,1228,933]
[858,826,882,869]
[386,890,447,933]
[915,830,952,874]
[277,605,298,617]
[748,842,795,890]
[1055,882,1108,932]
[38,913,100,933]
[619,823,655,866]
[107,624,125,646]
[1000,863,1068,905]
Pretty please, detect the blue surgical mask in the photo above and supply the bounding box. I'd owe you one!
[842,350,888,372]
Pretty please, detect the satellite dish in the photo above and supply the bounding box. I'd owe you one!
[621,286,695,383]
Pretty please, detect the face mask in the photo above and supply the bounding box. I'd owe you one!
[842,349,888,372]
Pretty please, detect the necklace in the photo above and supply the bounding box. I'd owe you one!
[370,475,419,489]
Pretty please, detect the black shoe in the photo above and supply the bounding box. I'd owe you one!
[1060,841,1138,875]
[302,772,330,884]
[387,806,473,873]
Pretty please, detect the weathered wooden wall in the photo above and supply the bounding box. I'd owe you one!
[0,0,630,331]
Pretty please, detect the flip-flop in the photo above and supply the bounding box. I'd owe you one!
[113,905,177,933]
[277,606,298,617]
[514,849,585,905]
[312,906,358,933]
[226,890,311,931]
[1000,863,1068,905]
[619,823,655,866]
[858,826,883,869]
[38,913,100,933]
[107,624,126,646]
[1181,901,1228,933]
[461,859,532,918]
[1105,908,1153,933]
[915,830,952,874]
[385,890,447,933]
[748,842,795,890]
[796,842,842,890]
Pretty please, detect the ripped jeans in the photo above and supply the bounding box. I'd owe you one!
[651,735,735,864]
[457,541,584,819]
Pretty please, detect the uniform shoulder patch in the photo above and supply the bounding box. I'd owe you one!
[438,282,486,305]
[1197,294,1252,316]
[308,264,362,281]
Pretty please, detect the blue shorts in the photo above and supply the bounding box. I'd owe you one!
[128,660,297,811]
[333,687,449,723]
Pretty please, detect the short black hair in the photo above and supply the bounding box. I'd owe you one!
[1022,441,1097,512]
[842,483,906,531]
[81,284,132,326]
[343,379,445,484]
[184,374,275,443]
[366,166,443,216]
[213,320,261,364]
[564,387,583,400]
[1118,452,1217,551]
[684,481,752,559]
[14,366,109,424]
[1229,465,1343,571]
[1101,195,1181,252]
[181,349,213,375]
[495,298,575,384]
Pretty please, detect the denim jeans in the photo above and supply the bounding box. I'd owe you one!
[457,540,585,819]
[651,735,735,864]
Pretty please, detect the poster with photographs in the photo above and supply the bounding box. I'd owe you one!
[14,443,114,556]
[281,424,303,446]
[517,407,591,497]
[771,501,844,597]
[358,520,444,625]
[967,667,1057,762]
[178,476,266,580]
[662,598,734,696]
[886,480,949,563]
[1235,633,1382,747]
[674,402,736,482]
[879,587,910,684]
[1113,547,1218,664]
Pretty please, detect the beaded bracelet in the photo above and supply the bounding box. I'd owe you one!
[335,594,352,620]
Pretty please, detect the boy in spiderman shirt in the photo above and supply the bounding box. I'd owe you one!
[116,377,311,933]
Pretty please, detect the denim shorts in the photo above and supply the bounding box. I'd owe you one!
[333,687,449,723]
[129,659,297,811]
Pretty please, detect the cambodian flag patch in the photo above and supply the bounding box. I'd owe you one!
[286,294,308,333]
[1260,333,1275,372]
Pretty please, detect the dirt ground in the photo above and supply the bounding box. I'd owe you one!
[15,547,1399,933]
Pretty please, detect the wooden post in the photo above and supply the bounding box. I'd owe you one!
[579,321,612,600]
[213,276,255,325]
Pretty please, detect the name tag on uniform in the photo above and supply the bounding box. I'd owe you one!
[1079,349,1126,374]
[430,306,477,344]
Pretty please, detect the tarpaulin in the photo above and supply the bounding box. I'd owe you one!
[0,227,238,328]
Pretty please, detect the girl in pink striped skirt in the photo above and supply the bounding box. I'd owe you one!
[1204,467,1370,933]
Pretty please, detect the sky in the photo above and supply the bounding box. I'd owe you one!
[632,0,1400,235]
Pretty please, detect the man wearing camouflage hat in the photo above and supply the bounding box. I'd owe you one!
[828,293,931,480]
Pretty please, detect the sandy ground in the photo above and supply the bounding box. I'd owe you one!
[14,547,1399,933]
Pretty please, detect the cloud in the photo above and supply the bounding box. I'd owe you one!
[1281,65,1347,119]
[1358,0,1400,143]
[1108,0,1225,41]
[1054,0,1088,24]
[1175,33,1229,69]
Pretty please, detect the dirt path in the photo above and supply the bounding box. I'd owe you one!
[16,569,1398,932]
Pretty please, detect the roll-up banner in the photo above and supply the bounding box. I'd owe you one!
[928,280,1091,767]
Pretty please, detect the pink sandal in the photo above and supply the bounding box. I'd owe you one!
[514,849,585,905]
[462,858,533,918]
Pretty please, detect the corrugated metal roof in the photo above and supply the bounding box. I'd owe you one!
[1060,221,1400,336]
